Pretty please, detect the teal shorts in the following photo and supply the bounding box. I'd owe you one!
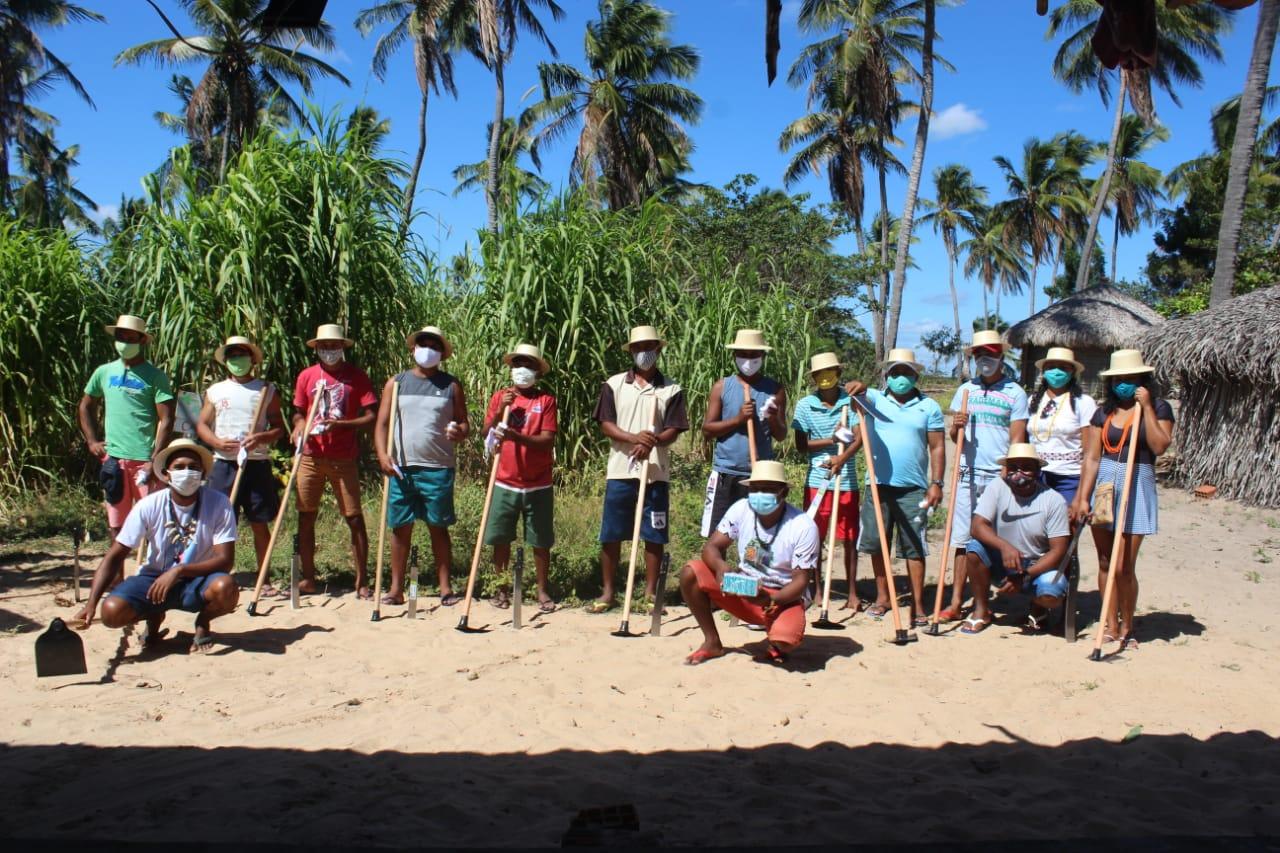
[483,485,554,549]
[388,466,456,529]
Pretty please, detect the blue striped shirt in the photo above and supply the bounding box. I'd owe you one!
[791,393,860,490]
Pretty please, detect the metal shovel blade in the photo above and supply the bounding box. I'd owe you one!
[35,618,87,677]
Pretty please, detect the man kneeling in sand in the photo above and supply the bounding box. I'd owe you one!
[75,439,239,653]
[680,461,818,665]
[960,443,1070,635]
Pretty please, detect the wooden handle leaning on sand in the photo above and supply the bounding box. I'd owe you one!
[819,407,849,617]
[928,389,968,632]
[248,389,323,614]
[228,383,273,507]
[616,395,661,634]
[458,405,512,626]
[853,396,907,637]
[1091,399,1142,659]
[371,380,401,621]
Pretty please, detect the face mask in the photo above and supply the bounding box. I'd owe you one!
[226,355,253,377]
[748,490,781,516]
[886,374,917,395]
[736,356,762,377]
[814,369,839,390]
[318,347,344,366]
[168,468,202,497]
[115,341,141,360]
[1004,470,1036,492]
[511,366,537,389]
[977,355,1002,378]
[633,349,658,371]
[1112,381,1138,400]
[1043,367,1072,390]
[414,346,442,369]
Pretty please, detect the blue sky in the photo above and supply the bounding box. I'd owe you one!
[32,0,1278,353]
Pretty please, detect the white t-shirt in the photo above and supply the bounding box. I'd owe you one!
[117,488,237,577]
[208,378,274,461]
[716,498,820,602]
[1027,391,1097,476]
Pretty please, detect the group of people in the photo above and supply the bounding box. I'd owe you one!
[72,314,1174,663]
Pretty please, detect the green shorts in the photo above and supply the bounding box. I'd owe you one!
[856,484,930,561]
[388,466,456,529]
[483,484,554,549]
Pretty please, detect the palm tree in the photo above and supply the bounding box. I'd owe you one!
[357,0,462,238]
[117,0,349,181]
[1047,0,1228,293]
[528,0,701,209]
[1211,0,1278,306]
[454,116,548,215]
[1106,114,1168,281]
[9,128,98,233]
[919,164,986,377]
[0,1,103,208]
[1046,129,1097,294]
[962,211,1029,330]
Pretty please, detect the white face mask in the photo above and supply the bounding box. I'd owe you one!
[977,355,1002,377]
[511,366,537,389]
[633,349,658,371]
[318,347,344,366]
[168,468,202,497]
[736,356,762,377]
[414,346,442,369]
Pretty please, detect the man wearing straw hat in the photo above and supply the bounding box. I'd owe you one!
[196,335,286,579]
[589,325,689,613]
[79,314,176,543]
[482,344,558,612]
[375,326,469,606]
[293,323,378,598]
[939,329,1029,622]
[680,460,819,665]
[959,443,1070,635]
[700,329,789,537]
[74,439,239,654]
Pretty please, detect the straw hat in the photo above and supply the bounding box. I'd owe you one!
[104,314,151,344]
[214,335,264,366]
[307,323,354,349]
[621,325,665,352]
[996,443,1043,466]
[742,460,789,487]
[808,352,842,374]
[152,438,214,483]
[1034,346,1085,375]
[882,347,924,374]
[405,325,453,360]
[963,329,1008,354]
[1098,349,1155,377]
[725,329,772,352]
[503,343,550,375]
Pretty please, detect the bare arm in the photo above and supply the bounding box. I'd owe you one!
[450,381,470,439]
[925,430,945,507]
[75,540,132,626]
[1026,535,1069,578]
[972,514,1022,572]
[765,568,812,607]
[78,395,105,457]
[1071,425,1102,522]
[1009,418,1028,444]
[702,379,751,439]
[700,530,734,578]
[374,377,396,474]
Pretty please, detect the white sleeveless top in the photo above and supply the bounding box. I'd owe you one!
[208,378,273,461]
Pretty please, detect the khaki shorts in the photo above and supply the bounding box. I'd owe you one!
[295,455,362,517]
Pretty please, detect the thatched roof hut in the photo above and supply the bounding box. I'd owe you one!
[1140,285,1280,508]
[1007,285,1164,392]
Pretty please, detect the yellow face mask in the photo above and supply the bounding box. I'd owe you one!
[814,369,840,390]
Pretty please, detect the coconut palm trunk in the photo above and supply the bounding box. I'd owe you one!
[402,88,430,239]
[1028,263,1038,314]
[1075,73,1128,292]
[947,248,966,378]
[1111,211,1121,282]
[486,53,506,234]
[876,158,890,361]
[1210,0,1279,307]
[982,280,990,329]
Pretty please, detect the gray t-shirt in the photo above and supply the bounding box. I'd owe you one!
[973,478,1068,560]
[393,370,457,469]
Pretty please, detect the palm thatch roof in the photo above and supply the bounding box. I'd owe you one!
[1007,285,1163,350]
[1140,285,1280,386]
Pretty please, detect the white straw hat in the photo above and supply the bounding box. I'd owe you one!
[503,343,550,375]
[996,443,1043,466]
[1034,346,1085,375]
[742,460,789,487]
[1098,349,1155,377]
[152,438,214,484]
[883,347,924,375]
[406,326,453,360]
[808,352,842,374]
[725,329,773,352]
[963,329,1008,354]
[307,323,354,349]
[214,335,264,366]
[622,325,665,352]
[104,314,151,344]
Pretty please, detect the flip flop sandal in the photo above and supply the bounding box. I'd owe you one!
[492,590,511,610]
[1121,636,1139,651]
[440,592,462,607]
[684,648,726,666]
[960,615,993,635]
[138,626,168,649]
[865,603,889,620]
[936,605,964,623]
[911,615,931,628]
[753,644,789,665]
[538,599,558,613]
[380,594,404,606]
[585,600,614,614]
[357,588,374,601]
[189,633,215,653]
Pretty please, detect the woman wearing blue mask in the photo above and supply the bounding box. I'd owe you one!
[1027,347,1097,516]
[1077,350,1175,653]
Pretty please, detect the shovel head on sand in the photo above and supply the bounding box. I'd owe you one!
[35,618,87,677]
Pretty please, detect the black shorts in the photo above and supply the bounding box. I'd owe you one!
[700,470,750,537]
[209,458,280,524]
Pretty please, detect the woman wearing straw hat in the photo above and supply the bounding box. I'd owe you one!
[197,335,286,576]
[78,314,176,543]
[1026,347,1097,511]
[292,323,379,598]
[1076,350,1174,652]
[74,439,239,654]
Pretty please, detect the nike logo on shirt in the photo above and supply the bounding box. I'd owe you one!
[1001,510,1037,523]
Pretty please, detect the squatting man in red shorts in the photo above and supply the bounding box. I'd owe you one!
[680,460,819,665]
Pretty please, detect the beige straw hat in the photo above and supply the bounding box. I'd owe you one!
[808,352,842,374]
[1098,349,1155,377]
[742,460,789,487]
[883,347,925,374]
[1034,346,1085,375]
[405,326,453,360]
[963,329,1008,354]
[214,335,264,365]
[104,314,152,344]
[621,325,665,352]
[503,343,550,375]
[726,329,773,352]
[151,438,214,484]
[996,443,1043,466]
[307,323,354,349]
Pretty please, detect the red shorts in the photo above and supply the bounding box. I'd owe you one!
[105,458,156,528]
[804,486,859,542]
[688,560,806,647]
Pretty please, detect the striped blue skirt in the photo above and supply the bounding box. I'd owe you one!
[1093,457,1159,535]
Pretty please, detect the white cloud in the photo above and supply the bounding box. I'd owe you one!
[931,103,988,140]
[90,203,119,225]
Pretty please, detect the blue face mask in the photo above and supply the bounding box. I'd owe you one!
[1043,368,1072,390]
[1112,381,1138,400]
[886,374,917,395]
[748,491,781,516]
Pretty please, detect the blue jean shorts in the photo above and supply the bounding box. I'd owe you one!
[107,571,229,617]
[966,541,1068,600]
[388,466,456,529]
[599,479,669,545]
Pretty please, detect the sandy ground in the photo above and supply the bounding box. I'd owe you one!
[2,483,1279,847]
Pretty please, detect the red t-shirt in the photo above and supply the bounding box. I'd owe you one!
[292,362,378,460]
[486,389,557,489]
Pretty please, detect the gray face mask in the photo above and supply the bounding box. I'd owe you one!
[318,347,344,366]
[976,355,1002,377]
[633,350,658,371]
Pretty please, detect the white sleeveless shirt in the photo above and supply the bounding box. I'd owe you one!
[208,378,273,461]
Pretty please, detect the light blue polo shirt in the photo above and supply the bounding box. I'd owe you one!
[791,392,860,490]
[859,388,944,489]
[949,377,1030,474]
